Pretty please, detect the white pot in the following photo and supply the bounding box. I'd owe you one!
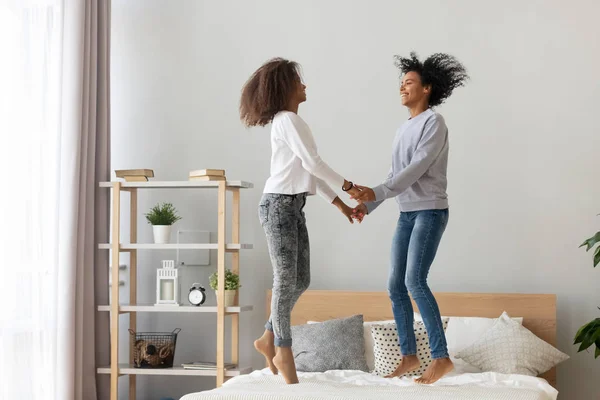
[152,225,172,244]
[216,290,236,307]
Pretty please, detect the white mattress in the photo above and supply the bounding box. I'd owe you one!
[180,369,558,400]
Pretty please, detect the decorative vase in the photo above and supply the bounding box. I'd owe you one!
[153,225,172,244]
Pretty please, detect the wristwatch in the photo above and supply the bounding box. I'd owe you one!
[342,181,354,191]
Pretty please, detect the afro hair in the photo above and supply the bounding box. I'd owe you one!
[393,52,468,107]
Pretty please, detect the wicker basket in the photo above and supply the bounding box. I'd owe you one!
[129,328,181,368]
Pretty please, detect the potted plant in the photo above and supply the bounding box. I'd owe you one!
[574,223,600,358]
[209,269,241,307]
[145,202,181,244]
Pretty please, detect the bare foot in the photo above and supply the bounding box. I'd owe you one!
[272,347,299,384]
[385,355,420,378]
[254,330,278,375]
[415,357,454,384]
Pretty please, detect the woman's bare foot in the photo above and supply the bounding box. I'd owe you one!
[272,347,299,384]
[254,330,278,375]
[415,357,454,384]
[385,355,420,378]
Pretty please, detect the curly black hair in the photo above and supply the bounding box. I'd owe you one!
[393,52,468,107]
[239,57,302,127]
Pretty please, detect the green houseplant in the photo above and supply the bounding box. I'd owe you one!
[145,202,181,244]
[209,269,241,307]
[574,225,600,358]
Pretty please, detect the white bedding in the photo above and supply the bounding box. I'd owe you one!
[180,369,558,400]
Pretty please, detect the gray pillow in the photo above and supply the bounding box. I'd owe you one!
[291,314,369,372]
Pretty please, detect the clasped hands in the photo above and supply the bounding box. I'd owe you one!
[335,182,375,224]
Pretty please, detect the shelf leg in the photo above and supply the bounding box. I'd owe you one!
[216,181,226,387]
[110,182,121,400]
[231,188,240,371]
[129,188,137,400]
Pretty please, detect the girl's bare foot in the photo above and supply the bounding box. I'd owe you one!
[415,357,454,384]
[272,347,299,384]
[253,330,278,375]
[385,354,420,378]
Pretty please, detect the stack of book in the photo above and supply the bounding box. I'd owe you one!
[115,169,154,182]
[189,169,226,181]
[181,361,237,370]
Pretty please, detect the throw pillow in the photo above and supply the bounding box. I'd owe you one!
[456,311,569,376]
[371,318,449,377]
[292,314,369,372]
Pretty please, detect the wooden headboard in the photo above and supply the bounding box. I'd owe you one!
[266,290,557,388]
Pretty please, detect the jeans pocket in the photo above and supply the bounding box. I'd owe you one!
[441,208,449,227]
[280,195,295,206]
[258,201,269,225]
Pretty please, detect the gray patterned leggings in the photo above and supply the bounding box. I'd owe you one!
[259,193,310,348]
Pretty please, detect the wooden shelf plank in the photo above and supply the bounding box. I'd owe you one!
[98,243,252,250]
[99,181,253,189]
[97,364,252,377]
[97,304,253,313]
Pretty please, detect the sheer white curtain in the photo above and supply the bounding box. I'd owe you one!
[0,1,111,399]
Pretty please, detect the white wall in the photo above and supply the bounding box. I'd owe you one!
[111,1,600,398]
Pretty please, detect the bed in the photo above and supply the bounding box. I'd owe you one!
[181,291,562,400]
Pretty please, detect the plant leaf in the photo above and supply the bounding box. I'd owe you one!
[595,345,600,359]
[595,246,600,267]
[578,333,594,352]
[585,327,600,350]
[145,202,181,225]
[577,320,600,351]
[580,232,600,251]
[574,320,598,344]
[208,269,240,290]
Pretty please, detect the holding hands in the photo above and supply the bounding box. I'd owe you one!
[333,180,373,224]
[333,198,356,224]
[351,203,367,223]
[350,184,376,203]
[346,182,374,223]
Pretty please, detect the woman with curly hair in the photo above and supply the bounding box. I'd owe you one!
[240,58,360,384]
[352,52,469,384]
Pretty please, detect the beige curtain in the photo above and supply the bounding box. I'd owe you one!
[57,1,111,399]
[0,1,110,399]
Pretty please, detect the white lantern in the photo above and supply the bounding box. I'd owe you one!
[155,260,180,306]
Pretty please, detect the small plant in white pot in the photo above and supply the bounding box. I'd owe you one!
[209,269,240,307]
[145,202,181,244]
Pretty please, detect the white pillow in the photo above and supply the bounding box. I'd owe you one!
[416,312,523,374]
[445,315,524,356]
[363,320,395,371]
[370,319,449,377]
[456,311,569,376]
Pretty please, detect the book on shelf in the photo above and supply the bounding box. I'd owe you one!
[181,361,237,370]
[122,175,148,182]
[115,168,154,178]
[189,175,226,181]
[189,169,225,177]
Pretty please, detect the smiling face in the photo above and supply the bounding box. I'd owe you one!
[400,71,430,108]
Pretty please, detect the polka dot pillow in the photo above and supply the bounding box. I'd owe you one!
[370,319,449,377]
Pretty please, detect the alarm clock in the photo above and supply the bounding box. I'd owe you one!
[188,283,206,306]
